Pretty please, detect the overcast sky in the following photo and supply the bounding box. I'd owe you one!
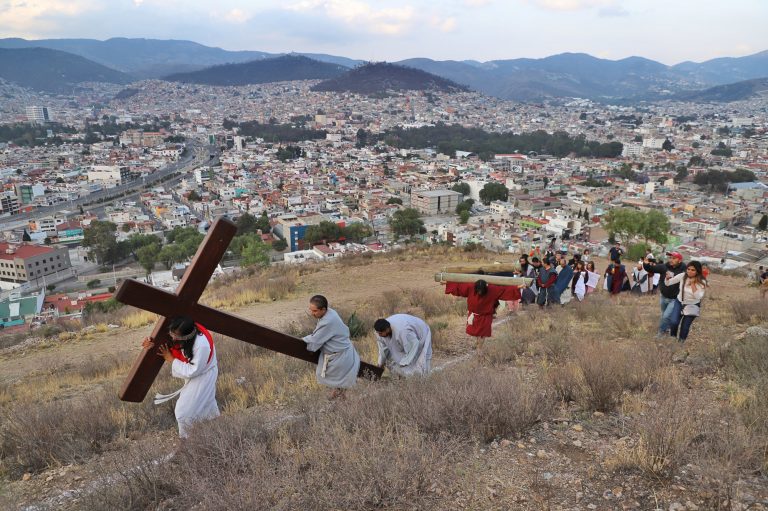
[1,0,766,64]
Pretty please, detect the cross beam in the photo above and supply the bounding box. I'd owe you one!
[115,217,382,403]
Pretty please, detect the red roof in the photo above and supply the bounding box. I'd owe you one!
[0,242,56,260]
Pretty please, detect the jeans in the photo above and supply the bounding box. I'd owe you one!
[672,315,697,341]
[658,295,681,334]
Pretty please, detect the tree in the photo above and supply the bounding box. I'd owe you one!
[662,139,674,152]
[355,128,369,148]
[343,223,373,243]
[459,209,470,224]
[451,182,470,196]
[730,168,756,183]
[272,239,288,251]
[456,199,474,214]
[241,239,271,267]
[688,155,705,167]
[83,220,122,265]
[478,182,509,205]
[602,208,642,244]
[187,190,201,201]
[135,243,160,274]
[638,210,670,246]
[674,166,689,183]
[386,197,403,205]
[389,208,424,237]
[236,213,259,235]
[158,243,187,269]
[304,221,342,245]
[255,212,271,233]
[758,214,768,232]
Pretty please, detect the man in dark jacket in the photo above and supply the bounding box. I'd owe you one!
[644,251,685,338]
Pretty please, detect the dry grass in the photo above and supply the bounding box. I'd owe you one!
[727,298,768,325]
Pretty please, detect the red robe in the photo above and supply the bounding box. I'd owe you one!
[445,282,522,338]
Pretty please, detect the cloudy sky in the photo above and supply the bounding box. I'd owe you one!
[1,0,766,64]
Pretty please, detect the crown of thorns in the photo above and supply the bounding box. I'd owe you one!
[169,329,197,341]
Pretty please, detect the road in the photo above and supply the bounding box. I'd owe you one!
[0,143,219,230]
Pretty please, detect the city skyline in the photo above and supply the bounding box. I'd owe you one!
[1,0,766,66]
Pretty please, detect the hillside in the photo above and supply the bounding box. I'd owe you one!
[0,38,361,79]
[164,55,347,86]
[311,62,470,94]
[1,246,766,510]
[0,48,131,93]
[675,77,768,102]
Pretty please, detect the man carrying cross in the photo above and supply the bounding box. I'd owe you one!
[304,295,360,400]
[142,316,219,438]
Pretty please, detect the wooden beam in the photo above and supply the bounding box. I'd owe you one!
[434,272,532,287]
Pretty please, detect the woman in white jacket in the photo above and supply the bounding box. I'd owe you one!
[665,261,707,342]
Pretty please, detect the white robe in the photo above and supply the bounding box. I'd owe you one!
[157,333,219,438]
[376,314,432,377]
[574,271,587,301]
[303,308,360,389]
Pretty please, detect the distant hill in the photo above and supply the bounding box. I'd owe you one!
[674,77,768,102]
[0,38,361,79]
[673,50,768,85]
[0,47,131,93]
[164,55,347,86]
[311,63,469,94]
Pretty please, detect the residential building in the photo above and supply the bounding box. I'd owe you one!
[88,165,130,187]
[411,189,463,215]
[0,243,73,287]
[26,106,52,124]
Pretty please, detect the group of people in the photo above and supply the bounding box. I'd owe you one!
[141,243,716,439]
[142,295,433,437]
[441,245,709,350]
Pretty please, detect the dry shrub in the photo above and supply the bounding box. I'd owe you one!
[482,322,531,366]
[0,332,27,350]
[403,288,455,318]
[573,341,627,412]
[0,393,119,477]
[88,407,460,510]
[120,310,157,329]
[565,340,668,412]
[538,320,573,363]
[77,353,125,380]
[546,363,582,403]
[376,289,405,316]
[728,298,768,325]
[354,364,554,443]
[630,378,705,477]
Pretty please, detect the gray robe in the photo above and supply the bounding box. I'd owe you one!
[303,308,360,388]
[376,314,432,377]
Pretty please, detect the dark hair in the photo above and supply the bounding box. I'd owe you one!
[474,279,488,297]
[531,257,540,263]
[373,318,390,333]
[519,254,529,261]
[310,295,328,310]
[687,260,703,278]
[168,316,198,362]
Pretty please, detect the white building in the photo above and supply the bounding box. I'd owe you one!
[87,166,130,188]
[26,106,52,124]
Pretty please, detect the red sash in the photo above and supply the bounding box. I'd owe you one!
[169,323,214,365]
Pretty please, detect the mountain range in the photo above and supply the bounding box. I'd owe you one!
[1,37,767,102]
[311,63,469,94]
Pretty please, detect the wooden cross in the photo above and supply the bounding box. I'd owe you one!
[115,216,383,403]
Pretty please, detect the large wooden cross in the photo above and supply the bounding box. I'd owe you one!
[115,216,383,402]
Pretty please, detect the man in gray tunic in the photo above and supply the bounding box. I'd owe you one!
[374,314,432,378]
[303,295,360,399]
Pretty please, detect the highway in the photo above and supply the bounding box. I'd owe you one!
[0,142,218,231]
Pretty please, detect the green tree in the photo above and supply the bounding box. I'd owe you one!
[343,223,373,243]
[255,212,271,233]
[674,166,689,183]
[662,139,674,152]
[304,221,342,245]
[459,209,470,224]
[236,213,259,235]
[187,190,202,201]
[758,214,768,231]
[688,155,705,167]
[83,220,121,265]
[241,239,271,267]
[451,182,470,196]
[456,199,474,214]
[638,210,670,246]
[389,208,424,237]
[158,243,187,269]
[386,197,403,205]
[478,182,509,205]
[272,239,288,251]
[730,168,756,183]
[602,208,642,244]
[136,243,161,275]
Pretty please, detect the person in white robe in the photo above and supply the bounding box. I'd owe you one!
[303,295,360,399]
[374,314,432,377]
[142,316,219,438]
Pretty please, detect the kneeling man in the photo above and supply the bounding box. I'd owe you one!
[374,314,432,377]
